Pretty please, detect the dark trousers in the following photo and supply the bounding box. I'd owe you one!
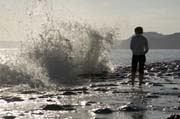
[131,55,146,74]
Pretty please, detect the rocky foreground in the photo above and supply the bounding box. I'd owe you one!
[0,60,180,119]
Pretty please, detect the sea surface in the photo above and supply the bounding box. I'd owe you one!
[1,48,180,66]
[110,49,180,66]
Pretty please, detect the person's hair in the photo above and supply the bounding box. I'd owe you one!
[135,26,143,34]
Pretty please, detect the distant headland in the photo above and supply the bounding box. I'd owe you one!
[113,32,180,49]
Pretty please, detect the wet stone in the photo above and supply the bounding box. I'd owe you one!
[174,106,180,110]
[167,114,180,119]
[62,91,77,95]
[93,88,108,92]
[42,104,75,111]
[90,83,118,88]
[165,73,173,76]
[59,87,88,92]
[151,83,164,87]
[21,90,43,94]
[0,96,24,102]
[85,101,97,106]
[145,93,160,98]
[112,90,121,94]
[29,97,36,100]
[75,91,88,94]
[117,75,126,79]
[93,108,113,114]
[38,94,55,98]
[2,116,16,119]
[47,99,56,102]
[72,87,88,91]
[171,87,179,90]
[119,104,145,112]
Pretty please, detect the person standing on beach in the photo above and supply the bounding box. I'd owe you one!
[130,26,149,87]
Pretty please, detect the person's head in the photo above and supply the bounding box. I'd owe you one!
[135,26,143,34]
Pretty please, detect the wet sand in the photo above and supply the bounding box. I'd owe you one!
[0,60,180,119]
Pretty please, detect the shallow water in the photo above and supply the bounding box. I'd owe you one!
[0,76,179,119]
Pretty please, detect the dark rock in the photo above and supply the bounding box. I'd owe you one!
[38,94,54,98]
[76,91,86,94]
[47,99,55,102]
[152,83,164,87]
[85,101,96,106]
[119,81,128,85]
[19,113,25,116]
[112,90,121,94]
[145,93,160,98]
[171,87,179,90]
[167,114,180,119]
[174,106,180,110]
[174,72,180,76]
[165,73,173,76]
[58,88,71,92]
[2,116,16,119]
[59,87,88,92]
[117,75,126,79]
[72,87,88,91]
[29,97,36,100]
[21,90,43,94]
[42,104,75,111]
[153,92,179,96]
[93,108,113,114]
[90,83,118,88]
[148,73,155,76]
[81,91,90,94]
[0,96,24,102]
[119,104,145,112]
[62,91,77,95]
[93,88,108,92]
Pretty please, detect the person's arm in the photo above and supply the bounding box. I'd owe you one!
[130,38,134,51]
[144,38,149,54]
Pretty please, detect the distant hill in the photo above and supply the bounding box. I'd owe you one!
[113,32,180,49]
[0,41,20,48]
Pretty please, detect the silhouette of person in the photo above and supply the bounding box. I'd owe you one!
[130,26,149,87]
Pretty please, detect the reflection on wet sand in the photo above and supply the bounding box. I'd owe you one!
[130,88,146,119]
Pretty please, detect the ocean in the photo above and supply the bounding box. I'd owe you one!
[2,48,180,66]
[110,49,180,66]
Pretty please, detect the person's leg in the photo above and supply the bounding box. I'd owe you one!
[139,55,146,87]
[131,72,136,86]
[139,73,144,87]
[131,55,138,86]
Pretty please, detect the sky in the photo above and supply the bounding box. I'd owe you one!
[0,0,180,41]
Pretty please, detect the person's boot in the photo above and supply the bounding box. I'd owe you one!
[139,74,144,87]
[131,72,136,86]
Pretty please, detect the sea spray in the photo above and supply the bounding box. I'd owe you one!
[20,0,118,84]
[22,21,115,84]
[0,0,118,87]
[0,50,47,88]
